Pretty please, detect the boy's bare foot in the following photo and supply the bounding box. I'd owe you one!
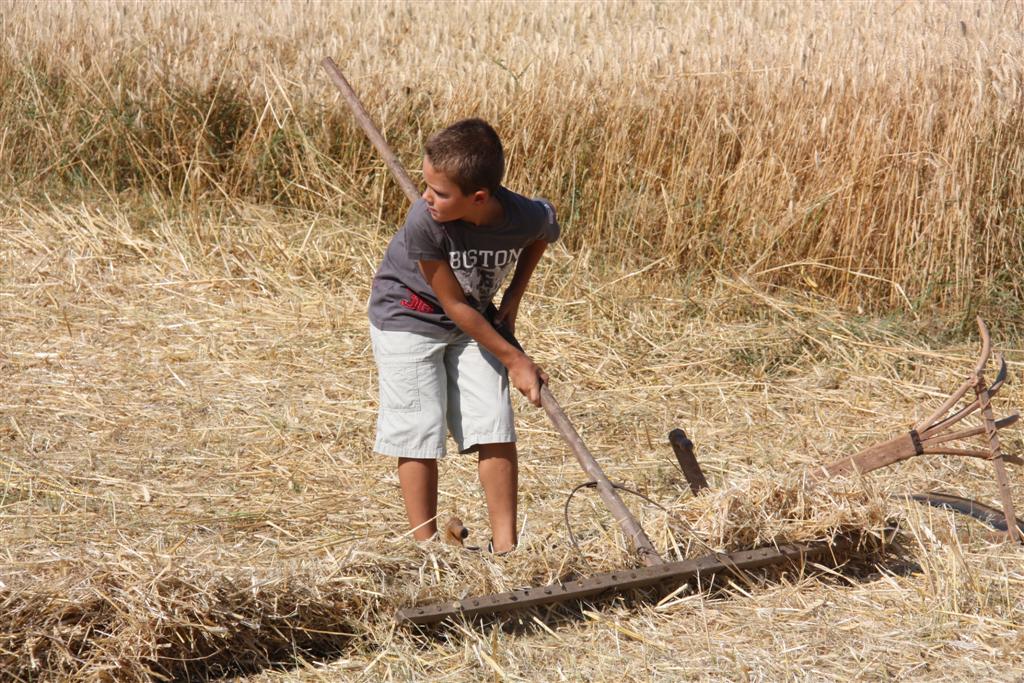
[487,539,516,556]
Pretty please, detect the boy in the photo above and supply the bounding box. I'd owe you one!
[367,118,559,554]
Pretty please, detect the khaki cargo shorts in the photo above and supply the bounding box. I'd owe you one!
[369,325,516,458]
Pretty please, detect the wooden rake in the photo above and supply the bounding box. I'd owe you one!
[817,317,1022,543]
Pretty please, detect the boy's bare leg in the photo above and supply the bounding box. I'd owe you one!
[478,442,518,552]
[397,457,439,541]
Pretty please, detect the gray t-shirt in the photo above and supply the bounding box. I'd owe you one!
[368,186,560,335]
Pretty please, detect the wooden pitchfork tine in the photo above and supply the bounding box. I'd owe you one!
[818,317,1022,543]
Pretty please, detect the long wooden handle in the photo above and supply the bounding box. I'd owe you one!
[322,57,664,565]
[489,310,662,564]
[539,386,664,565]
[321,57,421,205]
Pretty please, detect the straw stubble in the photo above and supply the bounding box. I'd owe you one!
[2,1,1024,680]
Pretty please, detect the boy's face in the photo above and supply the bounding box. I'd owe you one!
[421,156,488,223]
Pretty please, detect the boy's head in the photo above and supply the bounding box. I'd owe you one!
[422,118,504,223]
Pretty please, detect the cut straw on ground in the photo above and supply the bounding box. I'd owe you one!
[3,194,1022,681]
[2,1,1024,680]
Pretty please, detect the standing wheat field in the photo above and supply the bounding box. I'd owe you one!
[2,1,1023,681]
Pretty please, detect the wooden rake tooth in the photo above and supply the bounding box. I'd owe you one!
[973,316,993,375]
[919,446,1010,461]
[918,350,1007,439]
[915,338,1006,437]
[668,428,710,495]
[915,376,977,434]
[995,411,1018,429]
[988,352,1009,397]
[444,517,470,547]
[921,412,1019,448]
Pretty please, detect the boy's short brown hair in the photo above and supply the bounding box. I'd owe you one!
[424,118,504,195]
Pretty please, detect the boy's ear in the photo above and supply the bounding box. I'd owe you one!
[470,188,490,204]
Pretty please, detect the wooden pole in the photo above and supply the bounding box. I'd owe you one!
[540,385,664,565]
[321,57,421,205]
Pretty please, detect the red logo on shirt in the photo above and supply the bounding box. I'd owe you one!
[400,291,437,314]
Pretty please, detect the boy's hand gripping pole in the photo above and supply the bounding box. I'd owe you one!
[321,57,664,566]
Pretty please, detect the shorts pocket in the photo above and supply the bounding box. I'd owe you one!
[379,362,420,412]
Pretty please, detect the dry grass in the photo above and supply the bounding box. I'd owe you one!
[3,1,1024,680]
[1,0,1022,310]
[2,192,1023,681]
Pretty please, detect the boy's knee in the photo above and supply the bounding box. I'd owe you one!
[398,456,439,469]
[477,442,517,461]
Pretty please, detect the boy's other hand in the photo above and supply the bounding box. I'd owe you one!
[508,354,547,407]
[494,300,520,335]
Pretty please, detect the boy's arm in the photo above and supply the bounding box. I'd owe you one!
[418,259,547,407]
[494,238,549,335]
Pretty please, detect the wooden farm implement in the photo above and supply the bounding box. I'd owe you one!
[321,58,1022,627]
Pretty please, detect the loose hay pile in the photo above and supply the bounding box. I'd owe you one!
[1,471,895,681]
[1,554,392,681]
[682,471,892,553]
